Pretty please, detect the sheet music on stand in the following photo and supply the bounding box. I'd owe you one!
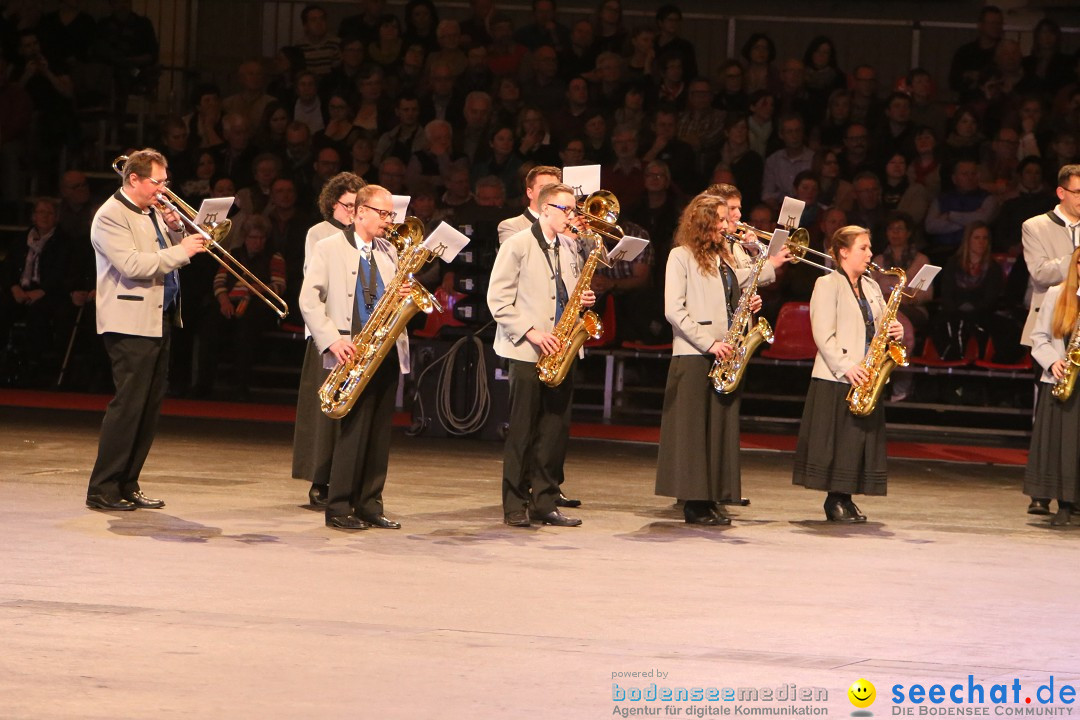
[905,264,941,293]
[605,235,649,264]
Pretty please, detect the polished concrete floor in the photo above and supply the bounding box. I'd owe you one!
[0,408,1076,720]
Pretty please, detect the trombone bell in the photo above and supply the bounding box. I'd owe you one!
[576,189,624,242]
[735,221,833,274]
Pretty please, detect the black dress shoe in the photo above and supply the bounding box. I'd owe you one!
[1028,498,1051,515]
[1050,508,1072,526]
[721,497,751,506]
[824,497,856,523]
[530,509,582,527]
[326,515,370,530]
[708,504,733,525]
[308,484,328,508]
[555,493,582,508]
[86,494,136,511]
[363,514,401,529]
[684,502,723,525]
[124,490,165,509]
[504,510,530,527]
[842,498,867,523]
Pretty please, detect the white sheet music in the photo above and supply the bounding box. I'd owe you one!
[777,197,806,230]
[194,197,234,227]
[906,264,941,292]
[562,165,601,197]
[605,235,649,263]
[766,228,788,258]
[422,223,471,263]
[391,195,411,223]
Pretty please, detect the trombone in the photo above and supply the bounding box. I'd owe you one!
[575,189,624,243]
[734,221,834,274]
[111,155,289,319]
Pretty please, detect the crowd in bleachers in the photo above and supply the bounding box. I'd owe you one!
[1,0,1079,397]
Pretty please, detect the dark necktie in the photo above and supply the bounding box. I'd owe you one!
[552,239,569,323]
[149,212,179,312]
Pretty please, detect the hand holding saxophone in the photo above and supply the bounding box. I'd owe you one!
[328,338,358,365]
[749,293,762,313]
[708,341,735,360]
[398,279,414,298]
[845,365,870,386]
[887,320,904,342]
[1051,359,1068,381]
[527,328,562,355]
[580,289,596,307]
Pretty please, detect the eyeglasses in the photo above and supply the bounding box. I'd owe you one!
[142,176,170,188]
[546,203,576,216]
[336,201,356,211]
[1061,187,1080,197]
[362,204,395,220]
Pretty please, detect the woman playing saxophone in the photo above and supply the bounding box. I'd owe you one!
[654,195,762,525]
[792,226,903,523]
[1024,246,1080,526]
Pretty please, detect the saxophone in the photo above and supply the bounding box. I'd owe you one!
[536,230,605,387]
[1051,315,1080,402]
[709,238,774,394]
[318,217,441,419]
[846,263,910,417]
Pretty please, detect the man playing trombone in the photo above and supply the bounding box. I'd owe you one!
[85,149,206,511]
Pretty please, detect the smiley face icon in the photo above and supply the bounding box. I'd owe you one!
[848,679,876,708]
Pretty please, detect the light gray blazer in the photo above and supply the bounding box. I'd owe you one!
[302,219,347,338]
[497,209,537,245]
[809,270,887,383]
[91,192,191,337]
[299,230,410,373]
[488,222,582,362]
[1030,283,1071,385]
[665,246,735,357]
[664,245,772,357]
[1022,210,1077,345]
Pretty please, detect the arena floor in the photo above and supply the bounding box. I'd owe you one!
[0,408,1075,719]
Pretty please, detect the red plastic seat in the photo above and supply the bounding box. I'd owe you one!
[621,340,672,351]
[909,336,978,368]
[974,338,1032,370]
[413,287,467,338]
[759,302,816,360]
[584,295,617,347]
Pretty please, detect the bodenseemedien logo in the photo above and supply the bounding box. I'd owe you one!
[850,678,877,715]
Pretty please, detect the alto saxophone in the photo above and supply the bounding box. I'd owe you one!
[1051,315,1080,402]
[536,230,605,387]
[709,238,774,394]
[318,218,441,419]
[847,263,910,417]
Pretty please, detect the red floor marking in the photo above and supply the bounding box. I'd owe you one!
[0,390,1027,466]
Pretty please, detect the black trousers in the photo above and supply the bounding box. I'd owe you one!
[502,359,574,515]
[325,352,398,519]
[86,319,171,500]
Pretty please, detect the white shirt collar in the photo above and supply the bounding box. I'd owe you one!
[1054,205,1080,231]
[120,188,150,215]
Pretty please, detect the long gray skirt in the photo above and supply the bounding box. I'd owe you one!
[1024,383,1080,503]
[291,338,336,483]
[655,354,742,502]
[792,378,887,496]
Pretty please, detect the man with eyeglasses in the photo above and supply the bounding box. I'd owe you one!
[293,172,364,508]
[84,149,206,511]
[488,183,595,527]
[300,184,413,531]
